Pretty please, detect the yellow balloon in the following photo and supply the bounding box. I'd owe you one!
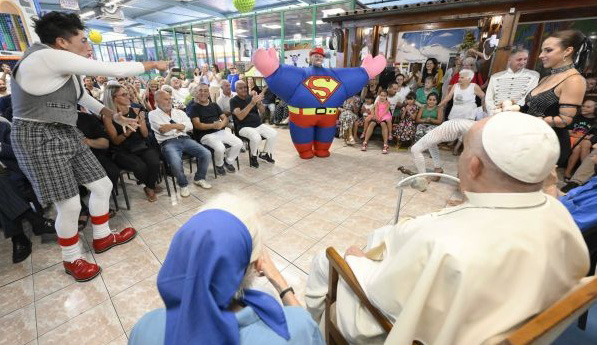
[89,30,102,44]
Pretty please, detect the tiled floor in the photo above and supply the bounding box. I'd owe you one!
[1,128,593,345]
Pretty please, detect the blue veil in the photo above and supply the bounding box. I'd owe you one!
[157,209,290,345]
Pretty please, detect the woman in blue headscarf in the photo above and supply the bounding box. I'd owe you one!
[129,193,324,345]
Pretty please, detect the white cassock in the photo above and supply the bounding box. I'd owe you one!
[305,191,589,345]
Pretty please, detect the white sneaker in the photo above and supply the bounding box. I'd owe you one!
[194,179,212,189]
[180,186,191,197]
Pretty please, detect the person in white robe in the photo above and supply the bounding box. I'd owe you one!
[305,112,590,345]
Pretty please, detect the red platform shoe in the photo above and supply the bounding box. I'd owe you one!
[93,227,137,254]
[64,259,101,282]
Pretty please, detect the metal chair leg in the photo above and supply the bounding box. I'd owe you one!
[111,190,120,211]
[119,173,131,210]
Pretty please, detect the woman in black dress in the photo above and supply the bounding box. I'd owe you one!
[523,30,592,167]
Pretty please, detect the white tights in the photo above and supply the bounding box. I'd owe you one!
[55,176,113,262]
[410,119,474,174]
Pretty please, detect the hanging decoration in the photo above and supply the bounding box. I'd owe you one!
[89,30,103,44]
[233,0,255,13]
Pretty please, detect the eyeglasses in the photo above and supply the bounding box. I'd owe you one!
[116,92,129,97]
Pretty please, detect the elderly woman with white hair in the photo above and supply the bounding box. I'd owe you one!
[129,193,324,345]
[405,70,484,186]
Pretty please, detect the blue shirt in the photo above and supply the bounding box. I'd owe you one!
[128,306,324,345]
[228,74,240,92]
[559,176,597,231]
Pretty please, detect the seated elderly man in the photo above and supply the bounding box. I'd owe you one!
[189,84,242,175]
[231,80,277,168]
[306,112,590,345]
[148,90,212,198]
[169,76,189,105]
[129,193,325,345]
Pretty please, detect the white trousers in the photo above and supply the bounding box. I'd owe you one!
[200,129,243,166]
[239,124,278,156]
[410,119,475,174]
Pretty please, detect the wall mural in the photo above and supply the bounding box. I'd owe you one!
[395,28,480,66]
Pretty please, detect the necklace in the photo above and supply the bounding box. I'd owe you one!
[550,64,574,75]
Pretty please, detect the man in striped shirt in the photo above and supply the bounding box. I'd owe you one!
[485,47,539,114]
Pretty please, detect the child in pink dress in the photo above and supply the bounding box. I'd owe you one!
[361,89,392,154]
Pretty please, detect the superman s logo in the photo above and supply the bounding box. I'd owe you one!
[303,76,340,104]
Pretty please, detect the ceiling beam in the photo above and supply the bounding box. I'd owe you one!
[131,18,168,28]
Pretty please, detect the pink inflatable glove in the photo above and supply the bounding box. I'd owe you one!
[361,54,387,79]
[252,47,280,78]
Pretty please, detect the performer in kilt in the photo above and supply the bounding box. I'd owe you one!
[10,11,168,282]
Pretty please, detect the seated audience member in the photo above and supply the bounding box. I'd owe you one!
[83,76,101,100]
[144,79,159,111]
[129,193,325,345]
[305,112,590,345]
[564,99,596,180]
[559,170,597,232]
[262,84,277,123]
[414,92,444,143]
[273,100,289,126]
[96,75,107,99]
[231,80,277,168]
[189,84,242,175]
[123,82,146,111]
[0,171,56,263]
[148,91,212,197]
[338,95,360,146]
[393,92,419,148]
[0,79,10,97]
[169,77,189,105]
[0,63,11,94]
[484,47,539,114]
[247,76,261,95]
[227,65,240,92]
[362,89,392,154]
[76,111,120,191]
[586,76,596,94]
[0,94,11,121]
[134,78,146,100]
[216,80,236,120]
[358,95,375,140]
[440,69,484,121]
[102,85,161,202]
[415,76,438,107]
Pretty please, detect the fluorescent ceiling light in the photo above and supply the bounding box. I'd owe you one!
[81,10,96,18]
[296,22,300,26]
[236,34,247,37]
[193,27,207,32]
[321,8,345,17]
[293,33,302,40]
[262,24,281,29]
[235,29,248,34]
[306,20,325,25]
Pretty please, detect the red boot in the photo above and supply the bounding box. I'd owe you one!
[93,227,137,254]
[63,259,101,282]
[294,142,315,159]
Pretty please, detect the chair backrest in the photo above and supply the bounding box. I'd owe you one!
[498,277,597,345]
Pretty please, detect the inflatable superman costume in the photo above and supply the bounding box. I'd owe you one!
[253,47,386,159]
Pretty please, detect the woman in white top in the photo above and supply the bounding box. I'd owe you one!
[208,64,222,102]
[439,69,484,120]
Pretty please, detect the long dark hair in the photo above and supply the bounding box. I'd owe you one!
[421,58,438,82]
[549,30,593,73]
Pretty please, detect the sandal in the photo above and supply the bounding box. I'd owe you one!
[361,142,368,151]
[144,187,158,202]
[382,144,389,154]
[397,166,416,176]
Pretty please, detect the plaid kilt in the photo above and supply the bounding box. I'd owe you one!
[10,119,106,205]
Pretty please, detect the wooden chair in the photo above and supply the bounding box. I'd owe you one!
[326,246,597,345]
[325,247,393,345]
[498,276,597,345]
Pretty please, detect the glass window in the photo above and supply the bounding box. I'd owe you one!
[115,41,126,61]
[174,30,192,71]
[231,16,254,63]
[144,36,157,61]
[317,3,352,67]
[282,9,311,67]
[257,13,281,51]
[159,30,177,67]
[190,24,210,69]
[211,20,234,69]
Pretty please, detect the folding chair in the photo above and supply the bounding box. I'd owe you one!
[204,144,241,178]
